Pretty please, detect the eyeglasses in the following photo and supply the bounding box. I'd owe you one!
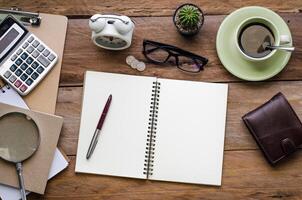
[143,40,208,73]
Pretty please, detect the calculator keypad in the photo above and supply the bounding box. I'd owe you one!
[11,54,17,61]
[27,36,34,43]
[20,63,28,70]
[15,58,22,66]
[15,69,22,76]
[21,52,28,60]
[37,55,50,67]
[10,64,17,72]
[14,80,22,88]
[1,34,58,95]
[9,75,16,83]
[26,46,34,53]
[4,71,11,78]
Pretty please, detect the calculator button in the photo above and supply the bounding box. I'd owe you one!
[21,52,28,60]
[48,54,56,61]
[42,49,50,57]
[15,58,22,66]
[20,85,27,92]
[37,44,45,52]
[32,40,40,47]
[9,75,16,83]
[4,71,11,78]
[32,61,39,69]
[20,73,28,81]
[26,46,34,53]
[26,57,34,64]
[37,55,50,67]
[37,66,44,74]
[14,80,22,88]
[11,54,17,61]
[25,78,33,86]
[15,69,22,77]
[10,64,17,72]
[32,50,39,58]
[31,72,39,80]
[27,36,34,43]
[16,49,22,55]
[25,68,34,75]
[20,63,28,70]
[22,42,29,49]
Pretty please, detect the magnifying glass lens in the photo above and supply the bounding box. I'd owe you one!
[0,112,39,163]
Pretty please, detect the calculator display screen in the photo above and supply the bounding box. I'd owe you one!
[0,16,28,62]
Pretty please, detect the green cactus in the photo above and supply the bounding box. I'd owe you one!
[178,5,200,28]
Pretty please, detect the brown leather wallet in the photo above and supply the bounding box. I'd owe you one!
[242,92,302,165]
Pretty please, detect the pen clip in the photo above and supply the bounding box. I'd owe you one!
[0,7,41,26]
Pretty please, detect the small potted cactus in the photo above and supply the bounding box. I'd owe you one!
[173,3,204,36]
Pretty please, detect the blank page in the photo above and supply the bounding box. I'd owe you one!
[150,78,228,185]
[76,71,154,179]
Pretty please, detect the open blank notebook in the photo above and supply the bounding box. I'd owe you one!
[76,71,228,186]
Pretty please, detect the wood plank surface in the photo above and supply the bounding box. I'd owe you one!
[55,81,302,156]
[29,151,302,199]
[2,0,302,200]
[1,0,301,17]
[61,13,302,85]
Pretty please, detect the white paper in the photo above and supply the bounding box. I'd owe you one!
[150,78,228,186]
[0,86,68,200]
[76,71,154,179]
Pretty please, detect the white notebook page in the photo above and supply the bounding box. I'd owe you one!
[150,78,228,185]
[76,71,154,179]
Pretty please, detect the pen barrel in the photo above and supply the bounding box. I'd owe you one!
[86,129,101,159]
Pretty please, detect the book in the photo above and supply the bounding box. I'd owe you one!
[76,71,228,186]
[0,96,64,194]
[0,85,68,200]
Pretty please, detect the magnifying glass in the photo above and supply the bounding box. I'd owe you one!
[0,112,40,200]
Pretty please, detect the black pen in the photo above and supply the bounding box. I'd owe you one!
[86,94,112,159]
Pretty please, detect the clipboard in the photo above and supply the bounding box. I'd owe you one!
[0,8,41,26]
[0,13,68,115]
[0,13,68,194]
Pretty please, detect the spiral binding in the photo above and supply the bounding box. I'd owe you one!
[143,81,161,178]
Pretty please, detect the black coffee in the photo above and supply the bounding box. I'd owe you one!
[238,23,275,58]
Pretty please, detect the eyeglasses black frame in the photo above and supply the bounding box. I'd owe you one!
[142,39,208,73]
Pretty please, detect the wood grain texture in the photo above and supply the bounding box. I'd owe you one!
[0,1,301,200]
[28,151,302,199]
[55,81,302,156]
[61,13,302,85]
[1,0,302,17]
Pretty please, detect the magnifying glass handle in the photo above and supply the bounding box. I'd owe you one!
[16,162,27,200]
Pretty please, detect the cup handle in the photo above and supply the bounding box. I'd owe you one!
[280,35,291,45]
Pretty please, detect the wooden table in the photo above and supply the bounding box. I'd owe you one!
[2,1,302,199]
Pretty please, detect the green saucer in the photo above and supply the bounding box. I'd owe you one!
[216,6,292,81]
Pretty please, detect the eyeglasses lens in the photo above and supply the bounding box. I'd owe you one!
[178,56,202,72]
[145,44,169,63]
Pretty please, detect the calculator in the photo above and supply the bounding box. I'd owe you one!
[0,15,58,95]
